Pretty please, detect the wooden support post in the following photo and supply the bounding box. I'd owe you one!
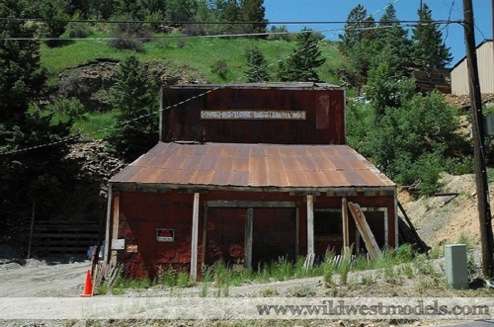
[201,205,208,270]
[348,202,381,260]
[244,207,253,270]
[190,192,200,281]
[104,185,113,264]
[305,194,315,269]
[295,207,300,259]
[110,191,120,265]
[27,200,35,259]
[342,196,350,254]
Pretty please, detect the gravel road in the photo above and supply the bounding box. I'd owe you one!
[0,246,91,297]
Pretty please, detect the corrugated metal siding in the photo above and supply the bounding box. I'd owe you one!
[161,83,346,145]
[452,40,494,95]
[110,142,395,189]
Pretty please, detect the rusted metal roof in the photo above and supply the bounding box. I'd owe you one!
[110,142,395,190]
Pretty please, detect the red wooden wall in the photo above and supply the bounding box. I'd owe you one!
[161,86,346,144]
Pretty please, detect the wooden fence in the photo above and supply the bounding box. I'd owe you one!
[31,221,101,256]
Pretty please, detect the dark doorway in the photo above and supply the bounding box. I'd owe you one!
[205,208,246,266]
[252,208,296,269]
[356,209,386,252]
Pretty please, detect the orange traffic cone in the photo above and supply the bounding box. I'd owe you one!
[81,270,93,297]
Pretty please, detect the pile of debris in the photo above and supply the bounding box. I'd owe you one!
[65,140,125,197]
[444,93,494,110]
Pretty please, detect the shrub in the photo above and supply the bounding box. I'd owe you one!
[59,73,90,98]
[108,15,152,52]
[210,59,229,80]
[65,13,91,38]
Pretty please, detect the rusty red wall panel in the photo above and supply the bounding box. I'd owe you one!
[161,86,345,144]
[114,189,395,279]
[117,191,201,279]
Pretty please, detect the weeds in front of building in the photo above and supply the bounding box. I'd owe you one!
[98,243,448,295]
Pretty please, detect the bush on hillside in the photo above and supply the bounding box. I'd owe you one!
[108,16,152,52]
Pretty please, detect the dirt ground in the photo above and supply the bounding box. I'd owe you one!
[400,173,484,249]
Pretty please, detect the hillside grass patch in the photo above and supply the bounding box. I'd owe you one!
[71,110,118,139]
[41,35,341,84]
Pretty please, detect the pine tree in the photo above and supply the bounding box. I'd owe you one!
[0,0,47,126]
[39,0,70,46]
[105,56,160,162]
[338,4,376,56]
[240,0,267,34]
[166,0,197,23]
[222,0,240,33]
[244,44,270,82]
[373,4,413,76]
[277,28,326,82]
[337,4,377,91]
[412,3,452,70]
[0,0,79,237]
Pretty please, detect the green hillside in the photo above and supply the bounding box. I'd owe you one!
[41,35,343,85]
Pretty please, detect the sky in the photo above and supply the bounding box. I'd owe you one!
[264,0,493,67]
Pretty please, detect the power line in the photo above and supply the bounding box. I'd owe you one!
[0,16,458,26]
[0,21,461,42]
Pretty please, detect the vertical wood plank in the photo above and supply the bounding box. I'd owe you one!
[190,192,200,281]
[104,185,113,263]
[295,207,300,259]
[342,196,349,254]
[110,191,120,265]
[202,205,208,269]
[305,195,315,269]
[244,207,254,270]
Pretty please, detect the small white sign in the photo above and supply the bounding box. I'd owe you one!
[200,110,306,120]
[111,239,125,250]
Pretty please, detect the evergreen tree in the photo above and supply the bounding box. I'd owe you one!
[39,0,71,46]
[244,44,270,82]
[412,3,452,70]
[88,0,115,19]
[338,4,376,56]
[222,0,241,33]
[277,28,326,82]
[240,0,267,34]
[64,0,91,18]
[166,0,197,23]
[0,0,47,126]
[105,56,160,162]
[115,0,145,19]
[337,4,377,91]
[372,4,412,76]
[0,0,79,238]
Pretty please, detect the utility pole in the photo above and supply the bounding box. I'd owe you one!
[463,0,494,278]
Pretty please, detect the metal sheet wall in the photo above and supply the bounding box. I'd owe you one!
[161,87,345,144]
[451,41,494,95]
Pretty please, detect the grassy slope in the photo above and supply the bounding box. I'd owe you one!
[41,35,343,84]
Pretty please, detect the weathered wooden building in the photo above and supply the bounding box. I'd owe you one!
[451,39,494,95]
[105,83,397,280]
